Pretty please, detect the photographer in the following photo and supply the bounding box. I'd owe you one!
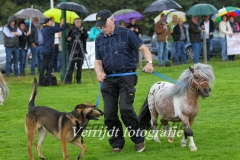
[66,18,88,84]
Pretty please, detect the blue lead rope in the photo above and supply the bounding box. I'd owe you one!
[95,72,138,109]
[95,71,188,109]
[151,71,188,88]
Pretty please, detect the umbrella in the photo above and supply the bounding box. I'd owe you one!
[14,8,45,20]
[113,9,143,24]
[186,3,218,16]
[143,0,182,14]
[83,13,97,22]
[154,9,186,23]
[44,8,79,24]
[211,6,240,22]
[55,2,89,14]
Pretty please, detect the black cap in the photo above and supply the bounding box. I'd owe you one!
[96,9,112,28]
[44,17,53,24]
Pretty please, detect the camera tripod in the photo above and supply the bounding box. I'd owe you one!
[63,36,95,85]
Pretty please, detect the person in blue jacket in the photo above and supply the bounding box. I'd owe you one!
[89,23,102,41]
[39,17,69,86]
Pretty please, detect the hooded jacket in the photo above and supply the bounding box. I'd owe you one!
[3,16,19,48]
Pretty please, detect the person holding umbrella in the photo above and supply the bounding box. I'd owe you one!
[18,20,31,76]
[155,13,171,67]
[188,16,205,64]
[200,15,215,62]
[39,17,69,86]
[94,9,153,153]
[28,17,44,76]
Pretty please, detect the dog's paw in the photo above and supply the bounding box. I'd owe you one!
[40,157,47,160]
[77,152,83,159]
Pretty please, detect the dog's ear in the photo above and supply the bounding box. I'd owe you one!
[75,104,86,113]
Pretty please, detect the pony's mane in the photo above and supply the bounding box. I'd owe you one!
[167,63,215,98]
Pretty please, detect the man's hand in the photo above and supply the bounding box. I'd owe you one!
[31,43,36,48]
[143,63,154,74]
[96,72,106,82]
[209,32,213,35]
[27,31,31,36]
[67,37,72,41]
[60,18,65,26]
[12,32,18,37]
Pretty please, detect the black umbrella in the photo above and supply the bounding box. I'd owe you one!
[143,0,182,13]
[55,2,89,14]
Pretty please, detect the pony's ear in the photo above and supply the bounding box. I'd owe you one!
[189,66,194,73]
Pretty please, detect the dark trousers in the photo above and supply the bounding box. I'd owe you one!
[101,75,144,148]
[39,51,52,85]
[66,53,83,83]
[51,44,59,72]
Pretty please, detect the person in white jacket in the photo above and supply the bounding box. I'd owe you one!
[219,15,233,61]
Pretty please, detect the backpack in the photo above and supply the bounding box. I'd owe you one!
[39,74,57,86]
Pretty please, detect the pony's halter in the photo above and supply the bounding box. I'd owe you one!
[190,76,208,92]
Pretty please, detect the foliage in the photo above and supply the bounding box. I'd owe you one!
[0,0,240,35]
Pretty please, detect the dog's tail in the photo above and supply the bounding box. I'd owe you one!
[138,97,151,130]
[0,72,9,99]
[28,78,38,109]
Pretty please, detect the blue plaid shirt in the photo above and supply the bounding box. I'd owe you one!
[95,26,143,75]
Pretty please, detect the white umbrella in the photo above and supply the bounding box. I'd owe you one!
[14,6,46,32]
[83,13,97,22]
[154,9,186,23]
[14,8,45,20]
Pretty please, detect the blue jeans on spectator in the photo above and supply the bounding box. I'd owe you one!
[168,42,175,59]
[206,38,213,62]
[30,45,43,75]
[57,51,62,72]
[192,42,201,64]
[19,48,27,75]
[157,42,168,66]
[219,37,227,61]
[173,41,179,64]
[5,47,19,77]
[177,41,188,64]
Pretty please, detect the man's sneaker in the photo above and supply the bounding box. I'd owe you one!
[135,142,145,152]
[112,148,123,153]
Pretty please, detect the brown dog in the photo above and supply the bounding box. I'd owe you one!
[25,78,103,160]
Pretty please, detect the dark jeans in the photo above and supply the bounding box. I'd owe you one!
[19,49,28,75]
[39,51,52,85]
[101,75,144,148]
[66,53,83,83]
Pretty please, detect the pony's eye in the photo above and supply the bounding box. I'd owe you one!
[195,76,198,79]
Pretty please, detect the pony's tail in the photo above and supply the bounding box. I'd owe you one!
[138,97,151,130]
[28,78,38,109]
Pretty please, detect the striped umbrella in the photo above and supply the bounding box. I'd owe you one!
[212,6,240,22]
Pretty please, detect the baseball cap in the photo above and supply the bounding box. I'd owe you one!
[44,17,53,24]
[96,9,112,28]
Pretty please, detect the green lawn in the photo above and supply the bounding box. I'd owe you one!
[0,57,240,160]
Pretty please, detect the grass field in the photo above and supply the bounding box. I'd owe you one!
[0,57,240,160]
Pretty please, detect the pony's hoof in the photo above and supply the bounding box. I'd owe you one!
[154,137,161,143]
[180,143,186,147]
[168,138,174,143]
[40,157,47,160]
[190,146,198,151]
